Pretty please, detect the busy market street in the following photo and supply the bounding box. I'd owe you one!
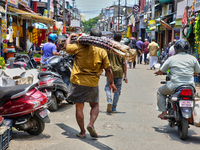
[1,0,200,150]
[7,64,200,150]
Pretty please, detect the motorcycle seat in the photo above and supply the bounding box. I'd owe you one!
[38,71,61,79]
[0,84,30,101]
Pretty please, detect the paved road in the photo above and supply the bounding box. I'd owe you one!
[8,64,200,150]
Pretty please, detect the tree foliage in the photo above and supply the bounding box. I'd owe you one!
[82,15,102,34]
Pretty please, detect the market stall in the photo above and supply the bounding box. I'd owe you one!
[0,3,55,63]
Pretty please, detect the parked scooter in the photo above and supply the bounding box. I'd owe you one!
[8,44,38,69]
[158,72,198,140]
[0,83,50,135]
[38,53,74,111]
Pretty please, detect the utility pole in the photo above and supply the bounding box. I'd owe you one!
[72,0,75,19]
[114,2,116,31]
[63,0,66,26]
[108,7,110,31]
[151,0,155,39]
[118,0,120,31]
[125,0,127,36]
[53,0,57,21]
[47,0,50,18]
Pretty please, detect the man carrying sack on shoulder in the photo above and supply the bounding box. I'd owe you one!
[64,29,117,138]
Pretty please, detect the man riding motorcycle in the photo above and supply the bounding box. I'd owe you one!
[155,39,200,119]
[41,33,60,64]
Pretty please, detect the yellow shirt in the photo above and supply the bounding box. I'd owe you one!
[66,44,110,87]
[147,41,159,56]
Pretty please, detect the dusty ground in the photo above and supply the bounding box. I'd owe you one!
[8,64,200,150]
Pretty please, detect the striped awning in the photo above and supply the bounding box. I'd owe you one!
[8,6,55,25]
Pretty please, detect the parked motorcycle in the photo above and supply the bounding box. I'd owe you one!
[38,53,74,111]
[159,72,198,140]
[0,83,50,135]
[8,44,38,69]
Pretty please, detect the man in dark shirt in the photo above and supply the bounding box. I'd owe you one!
[142,39,150,65]
[136,37,143,64]
[105,32,128,113]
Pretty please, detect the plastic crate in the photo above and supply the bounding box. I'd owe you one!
[1,120,12,141]
[0,126,9,150]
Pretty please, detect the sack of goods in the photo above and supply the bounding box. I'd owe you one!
[193,100,200,127]
[57,36,136,59]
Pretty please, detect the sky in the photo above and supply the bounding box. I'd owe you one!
[70,0,138,21]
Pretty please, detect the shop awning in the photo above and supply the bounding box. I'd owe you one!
[159,0,173,4]
[8,6,55,25]
[160,20,172,29]
[169,21,175,25]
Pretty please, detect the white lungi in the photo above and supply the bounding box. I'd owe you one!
[149,56,158,68]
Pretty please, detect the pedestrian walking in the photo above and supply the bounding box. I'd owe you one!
[147,38,159,70]
[142,38,150,65]
[64,29,117,138]
[128,37,138,68]
[136,37,143,64]
[169,40,177,56]
[105,32,128,113]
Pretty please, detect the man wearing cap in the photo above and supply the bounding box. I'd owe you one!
[136,37,143,64]
[142,38,150,65]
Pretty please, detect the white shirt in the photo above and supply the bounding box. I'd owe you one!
[168,45,175,56]
[160,52,200,90]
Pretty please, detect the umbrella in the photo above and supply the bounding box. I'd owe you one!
[33,23,48,29]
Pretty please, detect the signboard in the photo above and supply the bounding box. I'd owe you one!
[145,27,151,33]
[8,0,18,8]
[31,0,47,2]
[18,0,30,7]
[160,20,172,29]
[148,20,156,30]
[71,20,80,27]
[195,0,200,12]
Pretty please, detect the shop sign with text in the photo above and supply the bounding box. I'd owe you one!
[148,20,156,30]
[8,0,18,8]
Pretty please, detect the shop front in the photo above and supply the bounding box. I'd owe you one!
[0,3,55,62]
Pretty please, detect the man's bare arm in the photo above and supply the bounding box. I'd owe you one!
[122,61,128,83]
[105,67,117,93]
[64,33,77,49]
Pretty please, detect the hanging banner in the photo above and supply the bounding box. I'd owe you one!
[148,20,156,30]
[8,0,18,8]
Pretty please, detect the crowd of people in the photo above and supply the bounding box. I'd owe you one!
[43,28,194,139]
[126,37,178,70]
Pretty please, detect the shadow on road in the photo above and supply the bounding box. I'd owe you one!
[12,130,51,141]
[54,102,74,113]
[56,123,113,150]
[153,125,200,144]
[100,110,126,115]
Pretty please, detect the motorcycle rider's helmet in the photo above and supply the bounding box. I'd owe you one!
[168,42,172,47]
[174,39,190,54]
[48,34,57,43]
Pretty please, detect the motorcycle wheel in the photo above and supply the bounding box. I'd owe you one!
[48,94,58,111]
[178,117,188,140]
[27,115,45,135]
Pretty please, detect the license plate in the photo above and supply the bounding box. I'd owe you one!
[179,100,193,107]
[39,109,50,118]
[45,91,52,98]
